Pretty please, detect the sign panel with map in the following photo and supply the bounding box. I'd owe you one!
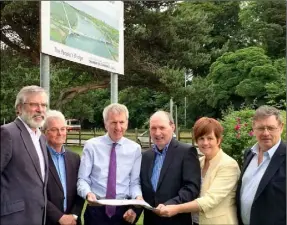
[41,1,124,74]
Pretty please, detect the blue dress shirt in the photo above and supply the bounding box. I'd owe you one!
[240,139,281,225]
[151,144,169,191]
[77,134,142,200]
[47,145,67,212]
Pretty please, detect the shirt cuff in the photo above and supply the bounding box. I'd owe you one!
[131,190,143,199]
[73,214,78,220]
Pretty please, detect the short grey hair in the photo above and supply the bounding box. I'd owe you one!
[15,85,48,109]
[42,110,66,131]
[102,103,129,122]
[150,110,174,124]
[253,105,283,124]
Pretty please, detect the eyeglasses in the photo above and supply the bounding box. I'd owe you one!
[254,126,279,133]
[23,102,48,108]
[47,127,67,133]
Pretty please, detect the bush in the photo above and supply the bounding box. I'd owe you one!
[220,107,286,166]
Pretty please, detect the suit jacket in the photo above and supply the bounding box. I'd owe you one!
[46,148,84,225]
[0,118,48,225]
[236,141,286,225]
[140,139,201,225]
[196,149,240,225]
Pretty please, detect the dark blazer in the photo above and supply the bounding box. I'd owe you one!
[0,118,48,225]
[236,141,286,225]
[46,148,84,225]
[140,138,201,225]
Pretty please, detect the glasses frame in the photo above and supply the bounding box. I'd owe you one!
[23,102,48,108]
[254,126,280,133]
[46,127,67,133]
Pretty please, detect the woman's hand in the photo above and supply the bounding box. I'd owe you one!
[159,205,180,217]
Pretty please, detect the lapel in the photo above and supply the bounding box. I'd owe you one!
[236,148,255,203]
[148,150,156,189]
[254,142,286,201]
[14,118,43,182]
[200,150,223,193]
[47,147,64,194]
[241,149,255,174]
[65,150,72,200]
[237,149,255,193]
[156,139,177,191]
[40,135,48,183]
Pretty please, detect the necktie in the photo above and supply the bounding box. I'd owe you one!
[151,149,166,191]
[106,143,117,217]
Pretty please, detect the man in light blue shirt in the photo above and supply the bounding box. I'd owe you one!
[77,103,143,225]
[236,105,286,225]
[44,110,84,225]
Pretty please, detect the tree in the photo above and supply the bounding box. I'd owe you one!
[1,1,286,127]
[185,77,216,126]
[179,1,241,76]
[0,1,40,63]
[0,47,40,122]
[207,47,282,111]
[239,1,286,58]
[1,1,214,99]
[119,87,170,128]
[265,58,286,109]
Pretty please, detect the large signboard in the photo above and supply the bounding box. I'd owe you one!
[41,1,124,74]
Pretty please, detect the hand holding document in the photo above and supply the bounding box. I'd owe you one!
[86,192,102,206]
[90,199,155,210]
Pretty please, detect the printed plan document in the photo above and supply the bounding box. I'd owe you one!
[92,199,154,210]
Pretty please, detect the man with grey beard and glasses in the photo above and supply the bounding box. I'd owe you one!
[1,85,49,225]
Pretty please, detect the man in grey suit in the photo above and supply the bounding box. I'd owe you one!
[1,85,49,225]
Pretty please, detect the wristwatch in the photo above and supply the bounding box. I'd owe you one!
[72,214,78,220]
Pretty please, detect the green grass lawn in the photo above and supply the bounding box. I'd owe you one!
[69,145,144,225]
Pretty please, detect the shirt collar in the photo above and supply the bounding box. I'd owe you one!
[47,144,66,156]
[153,141,171,155]
[18,116,41,139]
[251,139,281,158]
[104,133,125,146]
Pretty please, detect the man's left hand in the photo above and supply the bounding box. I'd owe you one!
[123,209,137,224]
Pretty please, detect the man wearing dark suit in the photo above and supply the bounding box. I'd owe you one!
[43,110,84,225]
[139,111,201,225]
[236,105,286,225]
[1,86,49,225]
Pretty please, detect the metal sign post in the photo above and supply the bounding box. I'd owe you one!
[40,52,50,104]
[111,73,118,103]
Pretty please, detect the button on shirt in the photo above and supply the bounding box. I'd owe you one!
[48,145,67,211]
[19,117,46,181]
[240,140,281,225]
[77,134,142,200]
[151,144,169,191]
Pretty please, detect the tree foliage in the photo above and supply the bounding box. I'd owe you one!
[206,47,283,111]
[239,1,286,58]
[1,1,286,129]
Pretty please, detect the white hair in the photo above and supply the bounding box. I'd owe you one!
[42,110,66,131]
[102,103,129,123]
[15,85,48,109]
[150,110,174,124]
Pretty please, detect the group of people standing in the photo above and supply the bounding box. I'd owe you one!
[1,85,285,225]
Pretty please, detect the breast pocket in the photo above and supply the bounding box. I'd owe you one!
[1,200,25,216]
